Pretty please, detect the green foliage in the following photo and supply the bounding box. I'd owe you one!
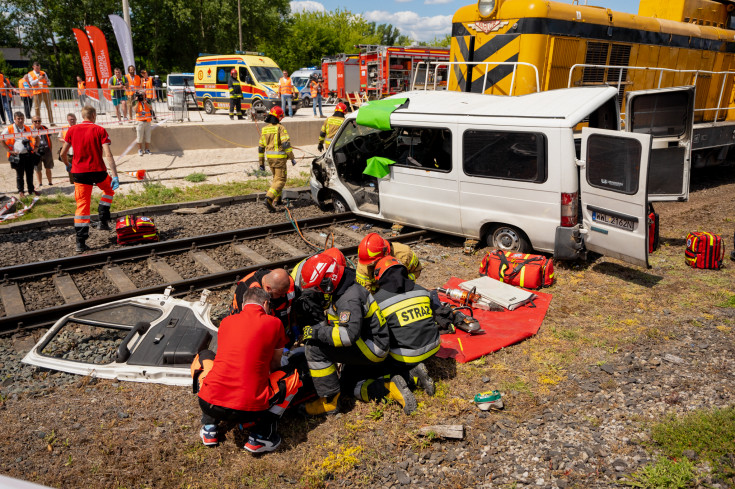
[719,295,735,308]
[183,172,207,182]
[623,457,696,489]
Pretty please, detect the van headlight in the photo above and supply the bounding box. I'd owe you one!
[478,0,496,17]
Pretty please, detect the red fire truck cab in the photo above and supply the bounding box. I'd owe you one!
[322,54,361,101]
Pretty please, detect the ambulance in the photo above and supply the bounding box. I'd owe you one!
[194,53,300,115]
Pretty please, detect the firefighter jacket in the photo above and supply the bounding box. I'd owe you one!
[230,269,298,334]
[258,123,294,167]
[228,76,243,98]
[311,280,389,362]
[373,284,441,364]
[356,241,423,292]
[319,115,344,147]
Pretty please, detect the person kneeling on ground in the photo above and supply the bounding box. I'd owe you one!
[356,232,423,292]
[194,287,302,454]
[299,253,417,415]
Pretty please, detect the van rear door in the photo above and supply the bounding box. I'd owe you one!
[579,127,652,268]
[624,86,694,202]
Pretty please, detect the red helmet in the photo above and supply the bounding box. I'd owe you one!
[230,68,237,77]
[335,102,347,113]
[300,253,344,293]
[358,233,391,265]
[269,105,285,121]
[373,255,403,282]
[323,247,347,268]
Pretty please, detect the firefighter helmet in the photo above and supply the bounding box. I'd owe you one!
[323,247,347,268]
[300,253,344,293]
[373,255,404,282]
[335,102,347,113]
[358,233,391,265]
[269,105,285,121]
[230,68,237,77]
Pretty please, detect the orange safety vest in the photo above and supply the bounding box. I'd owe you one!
[309,79,322,98]
[19,78,31,98]
[125,73,140,97]
[230,270,297,327]
[0,74,5,98]
[5,124,36,158]
[278,77,293,96]
[77,81,85,96]
[27,70,49,95]
[135,101,152,122]
[142,77,154,99]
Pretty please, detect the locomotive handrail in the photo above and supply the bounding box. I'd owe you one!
[568,64,735,120]
[412,61,540,96]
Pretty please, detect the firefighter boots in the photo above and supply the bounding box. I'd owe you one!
[264,197,277,213]
[408,363,435,397]
[301,392,340,416]
[385,375,417,414]
[75,237,90,254]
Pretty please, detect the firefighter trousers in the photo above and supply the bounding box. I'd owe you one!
[229,97,242,118]
[305,341,385,398]
[73,173,114,239]
[266,159,287,202]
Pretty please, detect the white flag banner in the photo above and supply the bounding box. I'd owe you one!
[109,14,135,71]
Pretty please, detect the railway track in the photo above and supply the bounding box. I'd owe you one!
[0,213,430,334]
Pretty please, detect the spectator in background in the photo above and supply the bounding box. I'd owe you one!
[19,77,33,119]
[2,112,39,199]
[309,74,324,118]
[133,92,153,156]
[26,62,54,126]
[31,116,54,187]
[140,69,155,105]
[109,68,128,124]
[0,72,16,124]
[125,65,140,121]
[278,70,294,118]
[76,76,87,107]
[153,75,163,102]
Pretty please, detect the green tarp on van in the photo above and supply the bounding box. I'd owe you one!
[355,98,409,130]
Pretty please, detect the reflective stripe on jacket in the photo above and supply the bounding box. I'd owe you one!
[356,241,423,292]
[4,124,36,158]
[319,115,344,146]
[228,77,243,98]
[258,124,293,160]
[374,286,441,363]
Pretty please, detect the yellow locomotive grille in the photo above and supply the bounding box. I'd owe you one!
[452,22,520,94]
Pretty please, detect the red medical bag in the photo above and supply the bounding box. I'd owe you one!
[479,250,554,289]
[115,215,159,245]
[685,232,724,269]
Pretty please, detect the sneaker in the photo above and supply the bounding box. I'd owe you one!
[144,149,151,155]
[138,149,144,156]
[243,432,281,454]
[300,393,340,416]
[264,199,277,213]
[474,390,504,411]
[408,363,435,396]
[385,375,418,414]
[199,424,219,446]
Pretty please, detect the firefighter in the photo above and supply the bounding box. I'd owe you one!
[230,268,298,341]
[356,232,423,292]
[298,253,416,415]
[258,106,296,212]
[370,256,440,396]
[317,102,347,152]
[227,68,243,120]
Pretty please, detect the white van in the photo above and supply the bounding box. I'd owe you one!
[309,85,695,268]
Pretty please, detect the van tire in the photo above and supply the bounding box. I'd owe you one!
[203,99,215,114]
[302,97,311,108]
[332,195,349,214]
[488,225,531,253]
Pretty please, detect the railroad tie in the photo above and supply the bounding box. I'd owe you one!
[0,282,25,316]
[53,273,84,304]
[232,244,269,265]
[147,258,183,283]
[304,231,345,249]
[268,237,307,258]
[190,251,225,274]
[333,226,366,244]
[104,265,138,293]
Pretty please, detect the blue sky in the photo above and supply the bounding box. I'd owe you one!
[290,0,641,42]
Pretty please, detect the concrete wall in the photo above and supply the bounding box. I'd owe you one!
[105,119,324,154]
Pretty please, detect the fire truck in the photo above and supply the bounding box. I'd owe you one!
[322,54,360,102]
[358,45,451,99]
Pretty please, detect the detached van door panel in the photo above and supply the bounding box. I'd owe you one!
[625,86,694,201]
[580,128,651,268]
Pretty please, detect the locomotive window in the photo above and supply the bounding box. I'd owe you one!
[463,130,547,183]
[586,134,641,195]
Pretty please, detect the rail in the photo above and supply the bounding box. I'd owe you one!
[567,64,735,120]
[412,61,541,96]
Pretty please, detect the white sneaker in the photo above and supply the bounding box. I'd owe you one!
[138,150,144,156]
[144,149,151,155]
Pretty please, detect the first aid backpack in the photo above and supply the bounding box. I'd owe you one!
[478,250,554,289]
[684,232,724,269]
[115,215,159,245]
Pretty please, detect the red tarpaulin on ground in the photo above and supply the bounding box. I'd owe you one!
[436,277,552,363]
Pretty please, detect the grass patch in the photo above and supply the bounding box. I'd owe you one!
[1,175,309,225]
[183,172,207,183]
[624,456,696,489]
[719,295,735,308]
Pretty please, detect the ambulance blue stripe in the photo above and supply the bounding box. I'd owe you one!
[196,59,248,66]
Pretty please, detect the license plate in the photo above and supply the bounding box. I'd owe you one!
[592,210,635,231]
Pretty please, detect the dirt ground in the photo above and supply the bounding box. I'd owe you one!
[0,165,733,489]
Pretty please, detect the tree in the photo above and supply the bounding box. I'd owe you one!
[366,22,411,46]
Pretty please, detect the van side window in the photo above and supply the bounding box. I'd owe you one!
[239,67,252,85]
[586,134,641,194]
[462,130,547,183]
[392,127,452,172]
[217,66,234,84]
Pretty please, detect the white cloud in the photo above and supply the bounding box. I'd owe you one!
[363,10,452,42]
[424,0,453,4]
[289,1,326,13]
[395,0,414,3]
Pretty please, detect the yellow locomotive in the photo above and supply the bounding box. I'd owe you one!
[449,0,735,165]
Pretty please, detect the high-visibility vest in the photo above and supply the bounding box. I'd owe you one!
[278,77,293,96]
[77,81,85,96]
[125,73,140,97]
[136,101,152,122]
[142,77,154,99]
[4,124,36,158]
[19,79,31,97]
[27,70,49,95]
[310,80,321,98]
[0,74,5,97]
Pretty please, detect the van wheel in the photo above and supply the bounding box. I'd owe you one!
[203,99,215,114]
[488,225,530,253]
[332,194,349,214]
[302,97,311,108]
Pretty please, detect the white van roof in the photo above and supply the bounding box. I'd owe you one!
[377,86,618,128]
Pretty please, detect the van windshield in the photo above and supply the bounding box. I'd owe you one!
[292,76,309,88]
[251,66,283,83]
[168,75,194,86]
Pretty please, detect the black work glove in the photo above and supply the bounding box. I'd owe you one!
[291,159,297,166]
[317,142,324,152]
[259,163,265,172]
